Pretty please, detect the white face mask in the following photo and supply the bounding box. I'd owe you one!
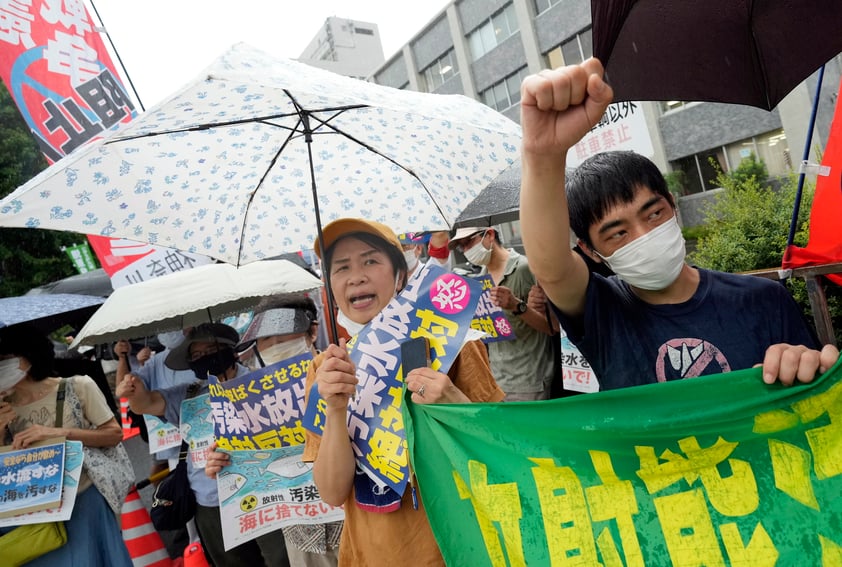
[158,330,185,350]
[256,337,310,366]
[403,249,419,272]
[0,357,27,392]
[336,309,366,337]
[463,232,492,266]
[596,216,686,291]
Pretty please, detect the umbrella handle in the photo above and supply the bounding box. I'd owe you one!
[135,466,171,490]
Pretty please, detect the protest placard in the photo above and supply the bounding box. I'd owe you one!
[470,274,515,344]
[0,438,66,518]
[209,354,311,451]
[303,263,482,495]
[217,445,344,550]
[0,441,83,526]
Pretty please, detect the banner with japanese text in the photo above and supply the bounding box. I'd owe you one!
[566,101,654,168]
[0,0,136,161]
[87,236,213,289]
[216,445,344,551]
[63,241,97,273]
[304,262,482,495]
[560,329,599,394]
[404,363,842,566]
[471,274,515,344]
[0,1,212,285]
[144,414,181,454]
[209,354,311,451]
[0,438,65,518]
[0,440,83,527]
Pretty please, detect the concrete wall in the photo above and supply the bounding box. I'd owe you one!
[471,34,527,92]
[676,188,723,228]
[659,104,782,161]
[410,16,453,71]
[457,0,509,33]
[373,54,410,88]
[533,0,590,54]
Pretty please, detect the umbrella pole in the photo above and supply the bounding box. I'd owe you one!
[302,112,341,344]
[786,65,825,248]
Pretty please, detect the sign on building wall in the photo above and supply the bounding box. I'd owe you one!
[566,101,654,168]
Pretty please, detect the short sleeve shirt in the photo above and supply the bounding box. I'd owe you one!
[302,340,503,566]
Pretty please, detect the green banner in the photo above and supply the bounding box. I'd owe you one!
[404,361,842,566]
[63,242,98,274]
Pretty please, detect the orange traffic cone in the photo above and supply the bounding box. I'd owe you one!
[122,486,172,567]
[183,541,210,567]
[121,397,141,440]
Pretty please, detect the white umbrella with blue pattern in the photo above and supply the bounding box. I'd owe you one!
[0,43,521,266]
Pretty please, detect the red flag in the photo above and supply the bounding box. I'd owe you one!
[782,76,842,285]
[0,2,212,287]
[0,0,136,161]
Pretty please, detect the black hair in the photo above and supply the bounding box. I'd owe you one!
[324,231,408,289]
[566,151,673,250]
[0,324,56,381]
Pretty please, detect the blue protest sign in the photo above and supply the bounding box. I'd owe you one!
[209,353,312,450]
[470,274,516,343]
[303,263,482,494]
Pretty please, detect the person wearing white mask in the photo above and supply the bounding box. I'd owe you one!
[0,324,133,566]
[207,302,342,567]
[400,239,423,277]
[448,226,556,400]
[517,58,838,389]
[397,231,454,278]
[237,304,319,370]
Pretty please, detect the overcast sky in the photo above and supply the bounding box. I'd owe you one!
[91,0,451,107]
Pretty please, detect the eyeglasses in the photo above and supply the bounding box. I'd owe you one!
[189,344,220,362]
[455,232,484,252]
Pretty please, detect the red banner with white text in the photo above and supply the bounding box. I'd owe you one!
[0,0,211,289]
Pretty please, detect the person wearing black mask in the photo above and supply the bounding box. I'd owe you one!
[117,323,290,567]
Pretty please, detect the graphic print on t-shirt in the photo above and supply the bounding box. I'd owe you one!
[655,338,731,382]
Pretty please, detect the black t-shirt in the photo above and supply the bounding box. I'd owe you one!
[554,268,818,390]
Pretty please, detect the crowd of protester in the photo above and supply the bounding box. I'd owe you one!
[1,57,838,566]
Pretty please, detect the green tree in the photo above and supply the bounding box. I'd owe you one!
[692,164,842,342]
[729,152,769,187]
[0,82,84,297]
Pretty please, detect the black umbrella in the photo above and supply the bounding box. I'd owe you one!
[454,163,522,228]
[592,0,842,110]
[25,268,114,297]
[455,164,577,228]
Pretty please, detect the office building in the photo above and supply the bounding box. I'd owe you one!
[368,0,841,206]
[299,16,386,80]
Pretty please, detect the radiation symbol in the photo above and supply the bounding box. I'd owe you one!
[240,495,258,512]
[157,429,165,437]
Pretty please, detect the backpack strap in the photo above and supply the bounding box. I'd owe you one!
[55,379,67,429]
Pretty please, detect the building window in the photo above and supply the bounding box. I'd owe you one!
[467,3,519,61]
[670,129,792,196]
[422,49,459,92]
[481,67,529,112]
[724,129,791,176]
[672,149,727,195]
[661,100,693,113]
[546,27,593,67]
[533,0,562,15]
[354,27,374,36]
